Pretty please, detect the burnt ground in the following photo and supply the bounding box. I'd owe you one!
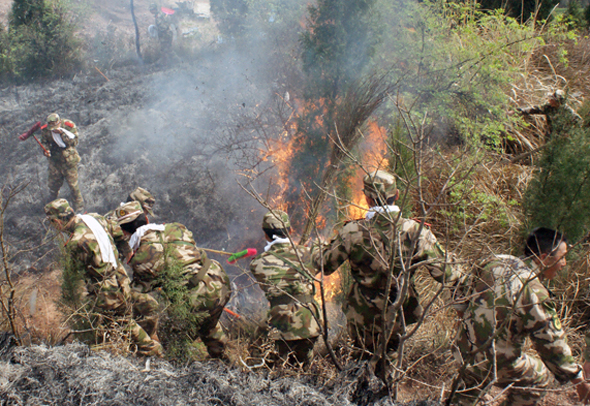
[0,342,443,406]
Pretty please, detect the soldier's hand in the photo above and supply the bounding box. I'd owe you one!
[44,150,51,157]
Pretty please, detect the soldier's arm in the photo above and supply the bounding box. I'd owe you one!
[311,225,356,276]
[39,129,52,152]
[518,104,547,115]
[526,286,583,383]
[62,120,79,148]
[414,227,462,285]
[104,218,130,261]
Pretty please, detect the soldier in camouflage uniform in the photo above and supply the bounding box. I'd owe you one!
[116,201,231,358]
[149,3,173,47]
[454,228,590,406]
[517,90,581,137]
[313,170,460,372]
[44,199,162,357]
[105,187,156,261]
[40,114,84,212]
[249,210,321,365]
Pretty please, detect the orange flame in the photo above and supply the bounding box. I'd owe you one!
[345,120,390,220]
[257,104,390,304]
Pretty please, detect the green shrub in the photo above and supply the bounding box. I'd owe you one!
[523,111,590,242]
[2,0,81,81]
[564,0,586,30]
[155,255,208,362]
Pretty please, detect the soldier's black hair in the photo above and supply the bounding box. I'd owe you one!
[63,211,75,223]
[263,227,288,239]
[120,214,148,234]
[524,227,567,258]
[371,196,397,206]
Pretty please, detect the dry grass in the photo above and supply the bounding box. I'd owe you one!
[420,150,533,261]
[0,268,67,346]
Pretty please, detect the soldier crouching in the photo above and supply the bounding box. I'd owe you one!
[44,198,162,356]
[115,201,231,359]
[454,227,590,405]
[249,210,321,366]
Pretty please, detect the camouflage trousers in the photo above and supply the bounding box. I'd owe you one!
[344,283,422,362]
[454,351,552,405]
[268,299,321,341]
[131,290,161,340]
[48,160,84,211]
[132,266,232,358]
[86,282,162,357]
[188,277,231,358]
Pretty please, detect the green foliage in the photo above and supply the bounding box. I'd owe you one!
[441,178,517,232]
[0,25,9,79]
[563,0,586,30]
[388,119,417,217]
[585,2,590,27]
[523,116,590,242]
[10,0,45,27]
[377,0,540,149]
[2,0,81,81]
[156,254,207,362]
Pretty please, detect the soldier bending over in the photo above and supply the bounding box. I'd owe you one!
[454,227,590,405]
[249,210,321,366]
[45,199,162,356]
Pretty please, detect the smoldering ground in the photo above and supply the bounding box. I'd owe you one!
[0,342,443,406]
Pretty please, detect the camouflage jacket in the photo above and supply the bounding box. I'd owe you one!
[249,242,320,340]
[520,103,581,135]
[64,214,129,306]
[154,11,172,35]
[128,223,229,297]
[40,119,80,166]
[314,211,459,291]
[460,255,582,382]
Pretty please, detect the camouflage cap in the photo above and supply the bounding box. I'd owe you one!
[363,170,397,201]
[115,201,144,225]
[44,198,74,221]
[46,113,61,130]
[128,187,155,215]
[149,3,158,12]
[262,210,290,229]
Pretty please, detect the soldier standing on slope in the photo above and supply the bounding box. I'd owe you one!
[40,114,84,212]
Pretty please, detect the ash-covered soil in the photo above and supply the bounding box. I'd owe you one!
[0,342,442,406]
[0,50,280,272]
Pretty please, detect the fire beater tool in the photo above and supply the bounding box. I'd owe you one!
[200,247,258,264]
[18,121,49,156]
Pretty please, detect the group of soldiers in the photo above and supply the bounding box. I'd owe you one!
[34,110,590,405]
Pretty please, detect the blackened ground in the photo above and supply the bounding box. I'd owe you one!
[0,342,443,406]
